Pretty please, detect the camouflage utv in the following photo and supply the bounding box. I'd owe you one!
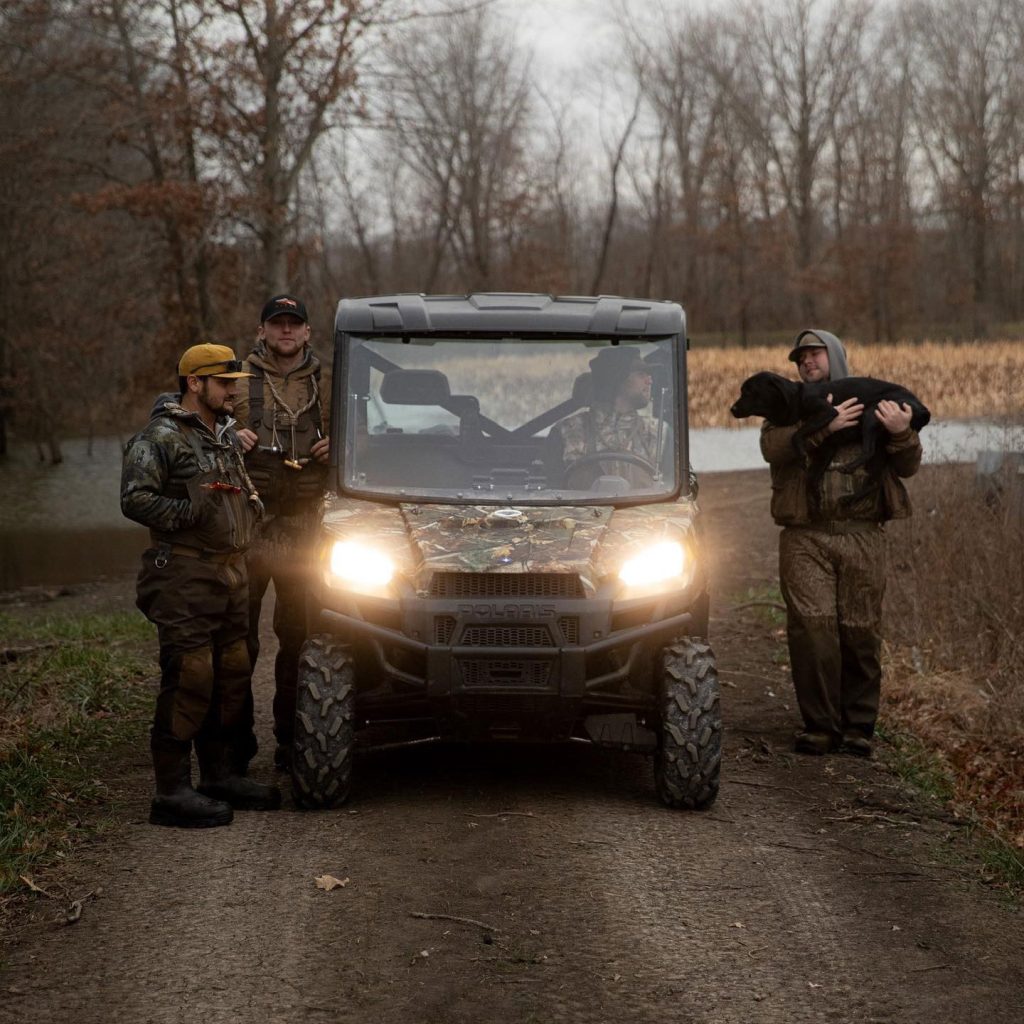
[293,294,721,810]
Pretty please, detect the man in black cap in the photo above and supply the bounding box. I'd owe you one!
[121,344,281,827]
[760,329,922,757]
[233,295,330,772]
[548,346,677,491]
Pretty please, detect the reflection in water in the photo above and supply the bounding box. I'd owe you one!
[0,437,147,589]
[1,422,1022,588]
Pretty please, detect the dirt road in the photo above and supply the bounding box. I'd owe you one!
[2,470,1022,1024]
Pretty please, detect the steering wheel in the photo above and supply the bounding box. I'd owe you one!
[564,450,658,483]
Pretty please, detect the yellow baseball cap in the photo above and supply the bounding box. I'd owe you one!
[177,343,252,378]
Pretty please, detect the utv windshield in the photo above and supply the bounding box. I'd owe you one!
[341,336,680,504]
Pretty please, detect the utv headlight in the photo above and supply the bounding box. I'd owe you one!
[618,540,692,592]
[327,540,395,594]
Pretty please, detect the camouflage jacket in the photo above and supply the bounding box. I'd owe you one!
[552,405,696,493]
[121,395,261,551]
[761,421,921,525]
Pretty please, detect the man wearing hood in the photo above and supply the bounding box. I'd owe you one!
[121,344,281,827]
[233,294,329,772]
[760,330,922,757]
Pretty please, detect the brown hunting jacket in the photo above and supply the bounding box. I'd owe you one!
[760,422,921,526]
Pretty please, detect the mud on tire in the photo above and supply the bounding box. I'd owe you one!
[292,635,356,809]
[654,638,722,809]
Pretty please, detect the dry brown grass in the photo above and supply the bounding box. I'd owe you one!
[690,339,1024,428]
[883,463,1024,848]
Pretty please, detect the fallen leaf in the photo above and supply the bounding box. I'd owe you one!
[314,874,350,891]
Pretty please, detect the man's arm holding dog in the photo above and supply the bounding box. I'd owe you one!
[876,400,922,477]
[760,396,864,465]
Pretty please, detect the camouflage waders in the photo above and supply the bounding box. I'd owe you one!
[242,514,319,756]
[779,523,886,744]
[137,550,250,755]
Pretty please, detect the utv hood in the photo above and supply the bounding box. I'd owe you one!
[322,497,698,597]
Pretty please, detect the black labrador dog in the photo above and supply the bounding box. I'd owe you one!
[730,371,930,501]
[730,371,929,467]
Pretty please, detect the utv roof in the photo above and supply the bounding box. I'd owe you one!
[335,293,684,337]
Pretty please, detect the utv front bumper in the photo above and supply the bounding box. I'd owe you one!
[311,580,707,742]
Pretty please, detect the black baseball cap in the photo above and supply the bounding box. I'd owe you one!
[260,294,308,323]
[589,346,648,381]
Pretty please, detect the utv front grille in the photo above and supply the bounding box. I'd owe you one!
[557,616,580,645]
[458,659,552,688]
[428,572,585,599]
[434,616,457,645]
[461,625,554,647]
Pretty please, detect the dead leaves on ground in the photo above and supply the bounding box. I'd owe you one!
[313,874,349,891]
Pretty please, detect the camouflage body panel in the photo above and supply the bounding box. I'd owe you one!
[322,494,699,596]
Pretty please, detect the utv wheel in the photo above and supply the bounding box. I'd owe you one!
[654,638,722,810]
[292,635,356,810]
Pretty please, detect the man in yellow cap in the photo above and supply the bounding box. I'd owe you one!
[121,344,281,827]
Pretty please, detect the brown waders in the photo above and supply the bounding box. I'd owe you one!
[239,516,316,771]
[779,522,886,752]
[137,548,280,827]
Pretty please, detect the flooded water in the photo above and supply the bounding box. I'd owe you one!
[1,422,1022,589]
[0,437,148,590]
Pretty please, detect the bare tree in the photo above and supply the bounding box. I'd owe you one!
[382,6,532,291]
[590,88,642,295]
[200,0,403,295]
[906,0,1022,336]
[729,0,872,321]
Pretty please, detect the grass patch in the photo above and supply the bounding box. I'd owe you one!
[734,584,787,627]
[0,611,154,897]
[878,722,1023,899]
[876,725,956,805]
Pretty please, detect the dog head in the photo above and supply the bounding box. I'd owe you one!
[730,371,795,422]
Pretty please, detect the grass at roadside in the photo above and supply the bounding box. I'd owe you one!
[877,723,1024,899]
[0,611,154,899]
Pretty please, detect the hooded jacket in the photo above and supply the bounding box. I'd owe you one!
[121,395,260,550]
[759,331,921,525]
[232,342,329,518]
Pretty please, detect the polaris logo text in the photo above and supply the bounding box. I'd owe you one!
[457,603,557,619]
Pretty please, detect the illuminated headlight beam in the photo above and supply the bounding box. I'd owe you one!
[328,540,395,593]
[618,540,689,590]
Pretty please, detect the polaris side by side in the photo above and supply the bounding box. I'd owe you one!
[292,293,721,810]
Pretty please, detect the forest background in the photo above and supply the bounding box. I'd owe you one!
[2,0,1024,447]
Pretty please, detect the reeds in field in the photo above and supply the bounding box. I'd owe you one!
[883,462,1024,848]
[690,340,1024,428]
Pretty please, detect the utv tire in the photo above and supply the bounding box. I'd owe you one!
[654,638,722,810]
[292,635,356,810]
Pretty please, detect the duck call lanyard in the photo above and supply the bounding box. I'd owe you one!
[265,373,321,469]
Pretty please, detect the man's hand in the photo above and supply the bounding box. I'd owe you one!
[825,395,864,433]
[236,427,258,452]
[311,437,330,464]
[876,399,913,434]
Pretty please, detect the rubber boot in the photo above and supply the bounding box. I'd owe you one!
[196,739,282,811]
[150,741,233,828]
